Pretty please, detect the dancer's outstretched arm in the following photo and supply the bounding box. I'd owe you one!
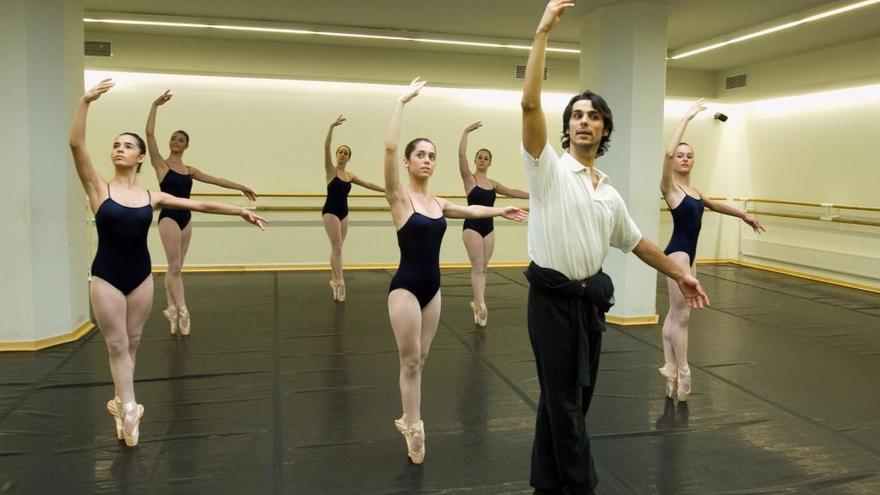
[522,0,575,158]
[70,79,114,206]
[494,181,529,199]
[438,198,527,221]
[632,238,710,308]
[350,174,385,193]
[153,193,267,229]
[701,194,765,233]
[190,167,257,201]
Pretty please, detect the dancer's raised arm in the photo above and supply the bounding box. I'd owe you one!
[522,0,575,158]
[69,79,114,206]
[662,98,705,196]
[384,77,426,204]
[145,90,172,176]
[324,114,345,181]
[458,121,481,192]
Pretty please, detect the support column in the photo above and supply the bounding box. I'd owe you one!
[579,2,668,322]
[0,0,90,349]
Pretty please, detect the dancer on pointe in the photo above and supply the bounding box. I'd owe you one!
[658,99,765,401]
[322,114,385,302]
[520,2,710,493]
[384,78,527,464]
[71,79,266,447]
[146,90,258,336]
[458,121,529,326]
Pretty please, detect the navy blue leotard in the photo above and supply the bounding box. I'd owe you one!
[322,176,352,220]
[158,168,193,229]
[462,183,496,238]
[389,196,447,308]
[91,185,153,295]
[663,185,704,266]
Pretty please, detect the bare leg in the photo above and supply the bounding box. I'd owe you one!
[480,232,496,323]
[662,252,696,399]
[124,276,154,369]
[462,229,486,323]
[323,214,345,282]
[90,277,134,403]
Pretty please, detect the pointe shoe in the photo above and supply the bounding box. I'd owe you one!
[121,401,145,447]
[677,368,691,402]
[329,280,340,302]
[162,306,178,335]
[106,397,124,440]
[178,306,191,336]
[394,417,425,464]
[476,302,488,327]
[336,281,346,302]
[658,363,678,399]
[469,301,480,325]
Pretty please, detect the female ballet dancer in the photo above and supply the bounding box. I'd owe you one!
[322,114,385,302]
[659,98,765,401]
[384,78,526,464]
[146,90,258,335]
[71,79,266,446]
[458,121,529,326]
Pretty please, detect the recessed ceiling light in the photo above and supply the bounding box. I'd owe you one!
[83,17,579,54]
[669,0,880,60]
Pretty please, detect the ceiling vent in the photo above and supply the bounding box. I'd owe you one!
[725,73,747,90]
[84,40,112,57]
[515,65,548,80]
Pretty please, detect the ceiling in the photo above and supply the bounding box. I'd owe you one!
[83,0,880,71]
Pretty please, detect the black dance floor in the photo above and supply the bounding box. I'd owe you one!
[1,264,879,494]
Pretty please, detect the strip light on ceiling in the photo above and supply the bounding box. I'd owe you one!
[82,17,580,54]
[669,0,880,60]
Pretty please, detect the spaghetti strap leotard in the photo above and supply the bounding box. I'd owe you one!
[389,195,447,308]
[462,181,496,238]
[322,175,353,220]
[158,167,193,229]
[91,184,154,295]
[663,185,704,266]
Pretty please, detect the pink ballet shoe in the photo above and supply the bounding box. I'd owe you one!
[106,397,124,440]
[121,401,145,447]
[469,301,480,325]
[162,306,178,335]
[677,368,691,402]
[177,306,191,336]
[394,416,425,464]
[477,302,488,327]
[658,363,678,399]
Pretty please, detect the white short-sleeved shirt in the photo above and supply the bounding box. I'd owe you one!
[522,142,642,280]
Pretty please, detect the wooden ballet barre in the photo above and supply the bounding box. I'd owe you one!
[746,210,880,227]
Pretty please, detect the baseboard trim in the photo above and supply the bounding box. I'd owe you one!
[0,320,95,352]
[157,261,531,273]
[733,259,880,294]
[606,314,660,326]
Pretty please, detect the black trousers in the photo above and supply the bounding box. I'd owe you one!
[527,284,603,494]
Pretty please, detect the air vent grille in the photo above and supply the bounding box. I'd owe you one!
[515,65,549,80]
[84,40,112,57]
[725,73,747,90]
